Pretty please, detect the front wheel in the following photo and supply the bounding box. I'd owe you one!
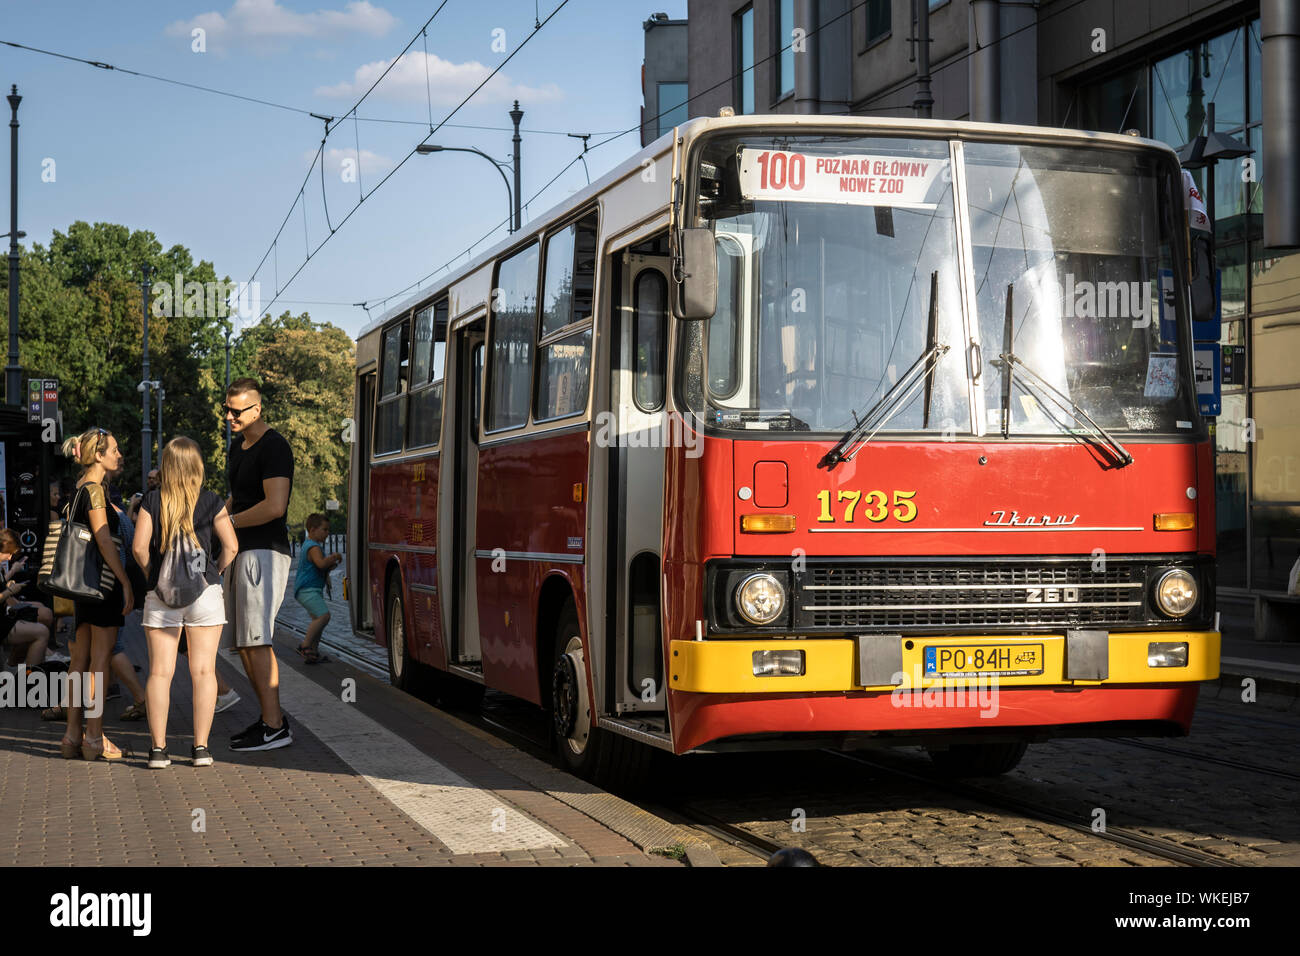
[550,599,652,792]
[386,578,419,693]
[928,741,1028,777]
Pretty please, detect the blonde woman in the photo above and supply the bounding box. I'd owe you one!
[60,428,134,761]
[133,437,237,768]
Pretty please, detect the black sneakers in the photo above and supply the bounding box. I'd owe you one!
[191,745,213,767]
[229,715,293,752]
[148,747,170,769]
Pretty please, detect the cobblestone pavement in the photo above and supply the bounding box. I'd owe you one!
[644,687,1300,867]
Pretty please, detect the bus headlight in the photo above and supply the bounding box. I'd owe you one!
[1154,569,1198,617]
[735,573,786,625]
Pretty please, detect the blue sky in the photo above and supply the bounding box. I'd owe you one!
[1,0,686,339]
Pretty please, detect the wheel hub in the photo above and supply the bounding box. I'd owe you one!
[552,653,579,739]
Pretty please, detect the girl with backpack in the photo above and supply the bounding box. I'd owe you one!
[132,436,238,768]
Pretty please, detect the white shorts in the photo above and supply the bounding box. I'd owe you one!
[142,583,227,629]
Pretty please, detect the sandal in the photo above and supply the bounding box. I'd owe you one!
[42,706,67,721]
[81,737,124,762]
[59,736,82,759]
[119,700,147,721]
[298,646,330,664]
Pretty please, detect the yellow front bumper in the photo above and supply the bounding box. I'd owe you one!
[669,632,1220,694]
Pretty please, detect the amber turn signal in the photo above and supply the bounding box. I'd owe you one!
[1154,512,1195,531]
[740,514,797,533]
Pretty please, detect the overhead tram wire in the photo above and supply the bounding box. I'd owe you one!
[0,37,617,137]
[362,0,1099,316]
[248,0,574,320]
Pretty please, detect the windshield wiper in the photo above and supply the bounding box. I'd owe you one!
[993,282,1133,467]
[820,271,947,470]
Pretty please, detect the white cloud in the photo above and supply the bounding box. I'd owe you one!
[314,51,562,106]
[309,146,393,177]
[166,0,397,46]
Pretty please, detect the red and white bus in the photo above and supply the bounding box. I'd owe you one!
[348,115,1219,787]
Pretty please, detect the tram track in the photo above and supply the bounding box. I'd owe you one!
[1108,738,1300,782]
[823,749,1247,867]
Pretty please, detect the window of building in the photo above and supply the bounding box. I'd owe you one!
[864,0,889,46]
[375,319,409,455]
[657,82,688,138]
[776,0,794,99]
[735,5,755,114]
[408,300,447,449]
[486,243,539,432]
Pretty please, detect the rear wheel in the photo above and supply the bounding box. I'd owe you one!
[928,741,1028,777]
[386,578,418,693]
[550,599,652,792]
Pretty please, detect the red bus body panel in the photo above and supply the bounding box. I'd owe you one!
[663,433,1212,754]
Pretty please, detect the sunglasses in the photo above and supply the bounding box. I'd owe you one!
[222,401,260,419]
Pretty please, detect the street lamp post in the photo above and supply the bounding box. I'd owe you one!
[156,384,164,454]
[6,85,22,407]
[140,264,153,491]
[510,101,523,231]
[415,144,514,232]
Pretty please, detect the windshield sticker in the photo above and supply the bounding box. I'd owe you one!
[1177,420,1193,429]
[738,149,947,208]
[1144,353,1178,398]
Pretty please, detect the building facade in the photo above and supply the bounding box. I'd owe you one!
[641,13,690,146]
[684,0,1300,629]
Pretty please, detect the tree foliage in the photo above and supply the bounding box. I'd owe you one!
[0,221,355,535]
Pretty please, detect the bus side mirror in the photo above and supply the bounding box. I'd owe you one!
[675,228,718,320]
[1189,232,1216,327]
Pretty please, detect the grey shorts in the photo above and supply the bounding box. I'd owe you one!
[222,550,291,649]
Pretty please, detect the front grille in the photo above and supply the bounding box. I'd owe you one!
[796,562,1147,631]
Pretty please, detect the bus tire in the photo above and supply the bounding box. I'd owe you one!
[927,741,1028,777]
[550,599,652,792]
[385,577,419,693]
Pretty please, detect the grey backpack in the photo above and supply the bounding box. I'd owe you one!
[152,494,217,608]
[155,532,210,608]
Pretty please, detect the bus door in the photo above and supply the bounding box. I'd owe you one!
[352,369,376,631]
[609,250,671,715]
[449,319,485,664]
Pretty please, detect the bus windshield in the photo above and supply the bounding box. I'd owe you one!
[678,132,1200,439]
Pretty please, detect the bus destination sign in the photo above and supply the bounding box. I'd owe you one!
[738,148,947,209]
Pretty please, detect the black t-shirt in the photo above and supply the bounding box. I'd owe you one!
[227,428,294,554]
[142,489,225,591]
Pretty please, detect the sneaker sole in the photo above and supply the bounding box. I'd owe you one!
[148,760,171,769]
[192,758,214,767]
[229,735,292,752]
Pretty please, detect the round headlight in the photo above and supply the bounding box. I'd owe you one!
[735,573,786,625]
[1155,569,1198,617]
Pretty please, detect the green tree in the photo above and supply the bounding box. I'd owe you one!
[232,312,355,535]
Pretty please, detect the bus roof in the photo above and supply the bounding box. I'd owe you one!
[356,114,1177,344]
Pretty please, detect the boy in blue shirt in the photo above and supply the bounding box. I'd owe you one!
[294,513,342,663]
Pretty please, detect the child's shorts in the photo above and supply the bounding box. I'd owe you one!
[295,587,328,619]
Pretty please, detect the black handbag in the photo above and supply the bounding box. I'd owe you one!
[38,485,120,604]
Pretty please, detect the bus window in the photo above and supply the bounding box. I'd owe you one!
[408,300,448,448]
[375,319,409,455]
[540,212,598,338]
[487,242,540,432]
[709,237,742,398]
[633,269,667,412]
[535,329,592,421]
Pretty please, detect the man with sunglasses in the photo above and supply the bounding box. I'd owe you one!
[222,378,295,751]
